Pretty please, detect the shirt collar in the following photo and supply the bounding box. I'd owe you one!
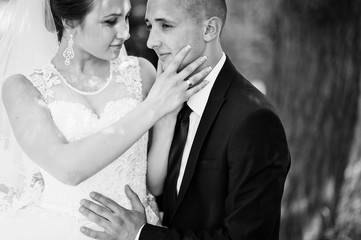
[187,53,226,117]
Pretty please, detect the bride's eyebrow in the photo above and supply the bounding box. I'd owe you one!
[103,8,131,18]
[103,13,121,18]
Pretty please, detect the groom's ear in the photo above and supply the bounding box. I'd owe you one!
[203,17,222,42]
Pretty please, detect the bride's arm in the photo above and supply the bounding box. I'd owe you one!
[2,47,209,186]
[139,57,177,196]
[3,75,165,186]
[146,114,177,196]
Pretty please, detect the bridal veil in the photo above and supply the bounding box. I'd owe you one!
[0,0,58,217]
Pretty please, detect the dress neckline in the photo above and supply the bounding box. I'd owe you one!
[49,61,114,96]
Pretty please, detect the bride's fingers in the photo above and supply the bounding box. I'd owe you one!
[163,45,192,74]
[186,79,210,98]
[156,60,164,78]
[183,67,213,97]
[177,55,208,81]
[185,66,213,89]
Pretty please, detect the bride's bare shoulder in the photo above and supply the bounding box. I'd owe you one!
[2,74,42,104]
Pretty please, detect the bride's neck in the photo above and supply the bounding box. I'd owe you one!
[54,43,108,76]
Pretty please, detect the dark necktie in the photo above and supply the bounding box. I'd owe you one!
[166,103,192,207]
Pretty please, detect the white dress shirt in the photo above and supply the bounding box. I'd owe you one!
[176,53,226,193]
[135,53,226,240]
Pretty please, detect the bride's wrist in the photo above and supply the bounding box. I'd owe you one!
[142,98,165,122]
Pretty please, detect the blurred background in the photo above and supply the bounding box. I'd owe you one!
[1,0,361,239]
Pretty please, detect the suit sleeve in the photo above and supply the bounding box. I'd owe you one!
[140,109,291,240]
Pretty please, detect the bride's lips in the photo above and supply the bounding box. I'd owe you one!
[110,44,123,49]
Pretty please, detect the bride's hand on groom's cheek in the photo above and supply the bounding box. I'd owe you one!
[79,185,146,240]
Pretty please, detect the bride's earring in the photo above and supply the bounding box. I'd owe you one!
[63,33,74,65]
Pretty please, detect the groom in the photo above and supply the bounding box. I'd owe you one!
[80,0,291,239]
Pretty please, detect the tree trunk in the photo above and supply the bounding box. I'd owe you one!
[267,0,361,239]
[335,82,361,239]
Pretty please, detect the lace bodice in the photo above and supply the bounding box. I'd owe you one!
[23,55,150,220]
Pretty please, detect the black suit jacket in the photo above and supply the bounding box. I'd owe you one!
[140,57,291,240]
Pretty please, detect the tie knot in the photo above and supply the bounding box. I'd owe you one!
[178,103,192,120]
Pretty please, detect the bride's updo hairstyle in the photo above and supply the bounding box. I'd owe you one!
[50,0,95,42]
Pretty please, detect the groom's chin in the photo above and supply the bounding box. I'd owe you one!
[159,56,187,72]
[160,59,171,70]
[162,59,186,73]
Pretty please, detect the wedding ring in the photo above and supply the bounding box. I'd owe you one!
[186,79,192,88]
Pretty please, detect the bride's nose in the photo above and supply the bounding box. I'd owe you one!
[116,24,130,41]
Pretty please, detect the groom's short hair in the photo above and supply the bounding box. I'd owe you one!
[179,0,227,28]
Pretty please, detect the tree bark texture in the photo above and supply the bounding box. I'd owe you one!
[267,0,361,239]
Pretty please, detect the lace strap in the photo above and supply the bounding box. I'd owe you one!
[25,63,61,102]
[112,56,143,101]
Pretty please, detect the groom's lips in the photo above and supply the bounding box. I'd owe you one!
[158,53,170,61]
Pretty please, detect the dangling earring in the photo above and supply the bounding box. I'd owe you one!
[63,33,74,65]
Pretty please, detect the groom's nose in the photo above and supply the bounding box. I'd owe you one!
[146,29,161,49]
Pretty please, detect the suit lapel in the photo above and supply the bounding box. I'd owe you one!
[169,57,237,222]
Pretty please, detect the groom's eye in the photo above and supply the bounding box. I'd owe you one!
[161,24,172,30]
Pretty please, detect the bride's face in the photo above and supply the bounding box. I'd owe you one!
[73,0,131,60]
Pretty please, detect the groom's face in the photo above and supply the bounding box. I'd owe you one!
[145,0,206,71]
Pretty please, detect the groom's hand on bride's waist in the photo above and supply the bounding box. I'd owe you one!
[79,185,146,240]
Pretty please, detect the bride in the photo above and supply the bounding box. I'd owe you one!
[0,0,210,239]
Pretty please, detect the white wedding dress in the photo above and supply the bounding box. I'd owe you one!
[0,55,159,239]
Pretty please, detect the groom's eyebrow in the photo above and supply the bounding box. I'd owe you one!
[145,17,174,24]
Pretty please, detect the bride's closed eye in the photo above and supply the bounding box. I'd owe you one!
[104,18,118,25]
[104,13,130,26]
